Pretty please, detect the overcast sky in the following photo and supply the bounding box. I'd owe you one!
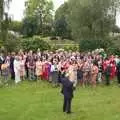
[8,0,120,27]
[8,0,65,20]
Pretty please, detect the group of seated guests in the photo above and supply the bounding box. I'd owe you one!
[0,49,120,87]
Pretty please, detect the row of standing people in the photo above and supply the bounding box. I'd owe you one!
[0,51,120,87]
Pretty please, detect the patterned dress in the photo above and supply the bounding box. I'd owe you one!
[68,64,78,87]
[28,58,35,81]
[91,65,98,87]
[20,60,25,77]
[36,61,43,77]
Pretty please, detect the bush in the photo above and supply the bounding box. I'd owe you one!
[79,38,112,52]
[21,36,51,51]
[2,33,21,52]
[50,44,79,51]
[107,47,120,56]
[63,44,79,51]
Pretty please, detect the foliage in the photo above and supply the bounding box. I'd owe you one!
[23,0,54,37]
[3,33,21,52]
[0,0,12,45]
[67,0,120,50]
[9,21,22,33]
[50,44,79,51]
[64,44,79,51]
[22,16,38,37]
[107,46,120,56]
[106,35,120,56]
[21,36,51,51]
[112,25,120,33]
[79,38,112,51]
[54,2,71,39]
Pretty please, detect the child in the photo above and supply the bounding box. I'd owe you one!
[1,61,9,82]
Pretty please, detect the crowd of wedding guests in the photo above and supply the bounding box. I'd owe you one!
[0,48,120,87]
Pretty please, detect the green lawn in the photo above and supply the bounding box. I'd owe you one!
[0,81,120,120]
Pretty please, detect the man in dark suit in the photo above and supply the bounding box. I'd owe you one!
[10,52,15,80]
[116,61,120,85]
[61,73,74,114]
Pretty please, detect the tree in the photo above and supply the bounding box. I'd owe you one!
[112,25,120,33]
[67,0,120,50]
[22,16,38,37]
[9,21,22,33]
[54,2,71,39]
[23,0,54,36]
[0,0,12,47]
[4,33,21,52]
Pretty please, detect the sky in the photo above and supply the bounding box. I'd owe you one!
[8,0,120,27]
[8,0,65,21]
[116,12,120,27]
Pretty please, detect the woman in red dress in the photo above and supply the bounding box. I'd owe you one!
[42,60,50,81]
[110,60,116,80]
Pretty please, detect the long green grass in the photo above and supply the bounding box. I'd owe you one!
[0,80,120,120]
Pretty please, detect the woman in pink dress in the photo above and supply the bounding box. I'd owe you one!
[35,58,43,80]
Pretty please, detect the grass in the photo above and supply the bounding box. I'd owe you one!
[0,80,120,120]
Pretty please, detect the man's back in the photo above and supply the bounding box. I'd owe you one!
[61,77,73,99]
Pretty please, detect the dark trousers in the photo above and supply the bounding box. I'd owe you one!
[11,69,15,80]
[25,67,29,78]
[63,97,72,113]
[117,74,120,84]
[105,74,110,85]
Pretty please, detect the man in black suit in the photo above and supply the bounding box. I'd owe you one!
[61,73,74,114]
[116,61,120,85]
[10,53,15,80]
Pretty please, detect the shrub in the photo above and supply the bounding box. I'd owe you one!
[2,33,21,52]
[79,38,112,52]
[107,47,120,56]
[21,36,51,51]
[63,44,79,51]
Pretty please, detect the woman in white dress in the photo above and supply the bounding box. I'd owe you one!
[14,56,21,84]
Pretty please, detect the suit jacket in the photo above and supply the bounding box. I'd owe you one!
[10,56,15,70]
[61,77,74,99]
[117,62,120,74]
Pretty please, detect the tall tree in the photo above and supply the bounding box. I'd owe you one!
[0,0,12,46]
[67,0,120,50]
[54,2,71,39]
[22,0,53,36]
[22,16,38,37]
[9,21,22,33]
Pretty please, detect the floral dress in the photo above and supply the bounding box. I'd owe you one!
[68,64,78,87]
[36,61,43,77]
[20,60,25,77]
